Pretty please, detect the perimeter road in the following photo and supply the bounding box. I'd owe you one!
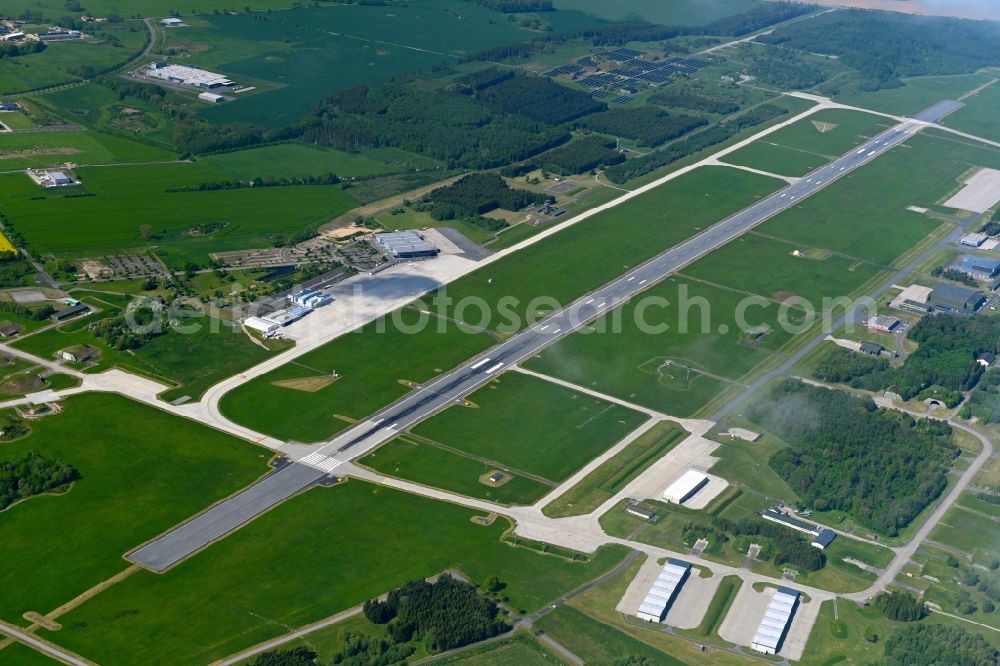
[127,100,957,572]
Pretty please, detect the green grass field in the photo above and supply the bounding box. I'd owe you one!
[410,372,648,482]
[428,631,568,665]
[552,0,758,25]
[199,143,420,181]
[0,130,173,170]
[681,233,885,306]
[221,311,494,443]
[0,111,36,130]
[360,436,553,505]
[0,162,356,267]
[929,505,1000,556]
[430,167,783,331]
[534,605,686,665]
[837,72,998,116]
[685,575,741,639]
[755,130,996,265]
[543,421,687,517]
[45,480,629,665]
[942,81,1000,143]
[0,394,268,625]
[525,276,806,417]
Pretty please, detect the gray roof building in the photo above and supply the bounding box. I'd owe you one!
[928,284,986,314]
[375,231,439,259]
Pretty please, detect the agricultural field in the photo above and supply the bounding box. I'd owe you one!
[409,372,647,482]
[432,167,783,331]
[41,480,629,665]
[174,2,601,126]
[543,421,687,517]
[534,605,686,665]
[525,276,808,417]
[928,505,999,556]
[0,162,357,267]
[552,0,758,25]
[0,130,173,170]
[941,80,1000,144]
[0,22,148,95]
[359,436,553,505]
[199,144,434,181]
[220,311,494,443]
[721,109,894,176]
[427,631,567,665]
[0,393,268,625]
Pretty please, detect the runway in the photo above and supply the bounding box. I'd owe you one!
[127,102,948,572]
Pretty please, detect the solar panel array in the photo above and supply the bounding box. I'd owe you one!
[751,588,799,654]
[610,95,633,104]
[576,56,598,68]
[592,90,611,99]
[579,73,619,87]
[602,47,644,62]
[545,64,583,77]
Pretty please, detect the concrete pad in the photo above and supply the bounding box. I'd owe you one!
[681,474,729,510]
[945,168,1000,213]
[723,427,760,442]
[663,572,722,629]
[984,238,1000,251]
[620,434,721,502]
[419,228,463,255]
[889,283,933,309]
[718,584,772,648]
[781,595,822,661]
[25,390,58,404]
[9,289,48,304]
[616,556,664,616]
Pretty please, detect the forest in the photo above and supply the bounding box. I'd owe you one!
[712,516,825,571]
[89,302,167,351]
[760,10,1000,91]
[1,450,78,511]
[962,369,1000,423]
[424,173,544,217]
[537,135,625,174]
[813,314,999,400]
[745,47,827,89]
[749,380,957,536]
[469,0,553,12]
[880,624,998,666]
[874,590,927,621]
[575,107,706,147]
[362,575,510,653]
[0,41,47,58]
[603,103,787,183]
[477,75,605,126]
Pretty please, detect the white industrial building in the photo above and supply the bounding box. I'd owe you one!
[751,587,799,655]
[289,289,333,309]
[636,559,691,622]
[243,316,279,336]
[146,62,233,88]
[198,92,224,103]
[662,469,709,504]
[375,230,439,259]
[160,17,184,26]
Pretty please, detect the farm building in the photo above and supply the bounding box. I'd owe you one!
[198,92,224,103]
[27,169,78,188]
[375,231,439,259]
[160,17,183,25]
[636,559,691,623]
[865,315,900,333]
[0,101,18,111]
[487,472,504,484]
[51,303,90,322]
[859,341,884,357]
[927,284,986,315]
[960,232,989,248]
[243,316,279,336]
[949,254,1000,281]
[662,469,708,504]
[751,587,799,655]
[761,509,820,537]
[146,62,233,88]
[40,29,81,41]
[810,530,836,550]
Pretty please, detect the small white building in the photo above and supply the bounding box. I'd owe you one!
[636,559,691,623]
[198,92,224,103]
[60,350,78,363]
[662,470,709,504]
[751,587,799,655]
[243,316,279,336]
[160,17,184,26]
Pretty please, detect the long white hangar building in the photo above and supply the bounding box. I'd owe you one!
[636,559,692,623]
[751,587,800,655]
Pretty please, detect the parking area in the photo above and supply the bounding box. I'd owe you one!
[717,584,820,660]
[663,571,721,629]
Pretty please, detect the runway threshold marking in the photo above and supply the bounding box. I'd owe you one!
[470,357,492,369]
[485,362,505,374]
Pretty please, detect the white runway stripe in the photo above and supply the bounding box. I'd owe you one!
[300,451,327,465]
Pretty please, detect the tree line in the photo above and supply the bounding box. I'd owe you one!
[574,106,707,147]
[477,75,605,126]
[535,135,624,174]
[874,590,927,621]
[469,0,553,12]
[425,173,545,217]
[879,624,998,666]
[749,379,957,536]
[1,450,78,511]
[649,89,740,115]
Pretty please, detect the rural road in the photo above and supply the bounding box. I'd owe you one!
[128,99,957,572]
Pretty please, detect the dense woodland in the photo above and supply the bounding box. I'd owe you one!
[963,369,1000,423]
[761,10,1000,91]
[750,380,957,536]
[89,303,166,350]
[425,173,544,218]
[713,516,825,571]
[362,575,510,653]
[649,89,740,115]
[477,75,605,126]
[603,104,786,183]
[0,41,47,58]
[879,624,999,666]
[874,590,927,621]
[575,107,706,147]
[469,0,552,12]
[536,135,625,174]
[814,314,1000,400]
[1,450,78,511]
[745,47,828,89]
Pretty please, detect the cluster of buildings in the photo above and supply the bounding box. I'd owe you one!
[243,289,333,336]
[0,23,83,42]
[374,231,439,260]
[145,62,234,89]
[900,283,987,317]
[761,509,836,550]
[26,169,78,188]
